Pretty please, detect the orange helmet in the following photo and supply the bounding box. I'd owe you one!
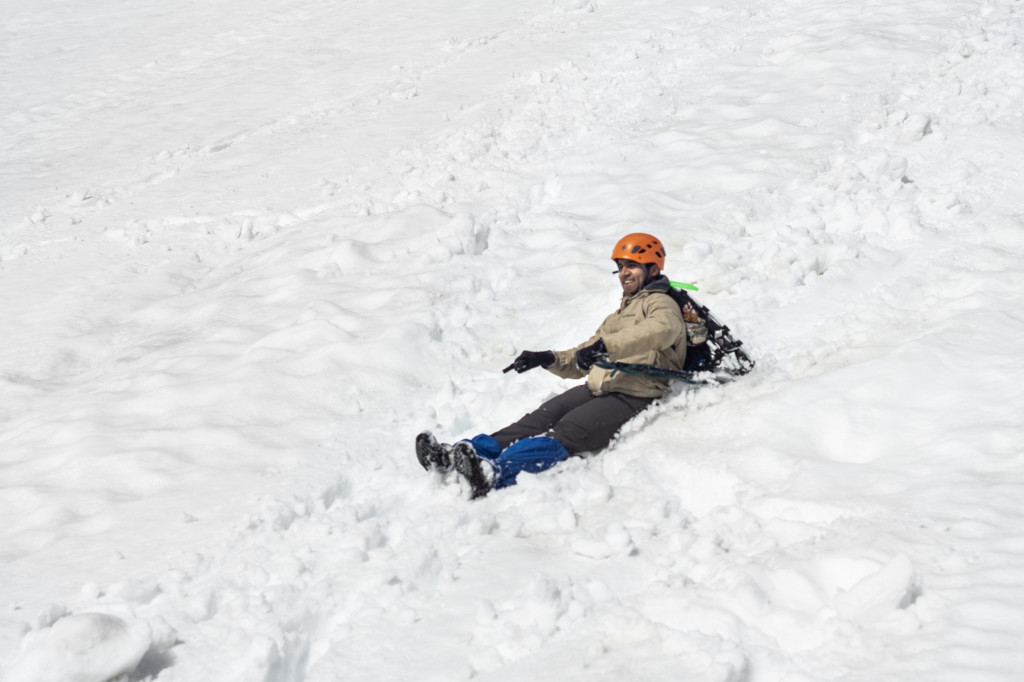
[611,233,666,270]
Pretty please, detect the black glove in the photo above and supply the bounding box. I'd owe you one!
[503,350,555,374]
[575,339,607,370]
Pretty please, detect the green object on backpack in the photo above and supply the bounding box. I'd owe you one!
[670,280,699,292]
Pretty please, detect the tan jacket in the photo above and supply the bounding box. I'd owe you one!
[547,278,687,398]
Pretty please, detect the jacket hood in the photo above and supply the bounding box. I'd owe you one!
[643,274,671,292]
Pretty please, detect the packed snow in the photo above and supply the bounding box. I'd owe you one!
[2,0,1023,680]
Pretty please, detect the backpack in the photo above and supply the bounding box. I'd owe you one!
[663,285,754,377]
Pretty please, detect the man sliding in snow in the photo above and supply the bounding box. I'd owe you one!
[417,232,688,498]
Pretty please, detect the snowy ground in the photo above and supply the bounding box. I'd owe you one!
[2,0,1024,680]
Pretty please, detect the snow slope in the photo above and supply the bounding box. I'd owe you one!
[2,0,1023,680]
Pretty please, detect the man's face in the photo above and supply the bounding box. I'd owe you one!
[617,260,647,295]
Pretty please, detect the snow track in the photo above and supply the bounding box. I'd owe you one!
[3,0,1024,680]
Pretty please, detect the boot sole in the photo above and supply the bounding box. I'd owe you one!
[453,442,493,499]
[416,432,451,472]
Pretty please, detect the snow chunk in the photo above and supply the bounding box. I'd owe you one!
[4,613,153,682]
[834,554,920,624]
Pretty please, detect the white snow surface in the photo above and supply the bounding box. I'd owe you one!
[2,0,1023,680]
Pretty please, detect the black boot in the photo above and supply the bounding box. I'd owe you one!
[452,442,495,499]
[416,431,453,473]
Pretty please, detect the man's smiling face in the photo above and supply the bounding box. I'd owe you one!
[616,259,647,295]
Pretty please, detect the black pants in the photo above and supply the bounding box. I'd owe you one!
[491,385,656,455]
